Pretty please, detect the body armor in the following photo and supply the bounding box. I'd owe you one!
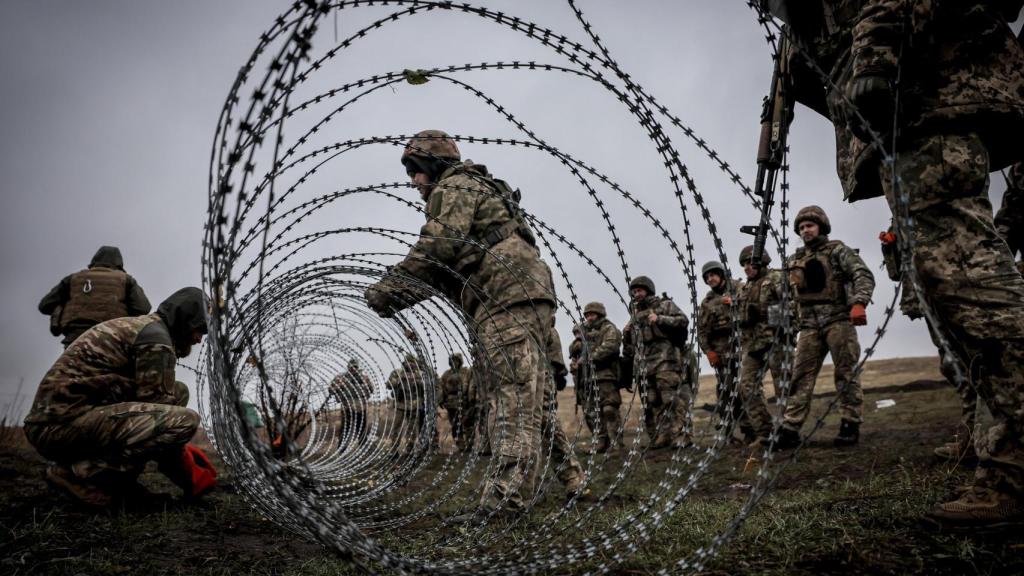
[60,268,129,329]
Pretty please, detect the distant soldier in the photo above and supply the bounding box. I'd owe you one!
[621,276,692,449]
[23,287,214,507]
[778,206,875,448]
[996,163,1023,275]
[331,359,374,449]
[385,354,435,454]
[697,260,754,442]
[38,246,151,348]
[735,247,789,446]
[365,130,557,516]
[541,316,587,499]
[575,302,623,453]
[438,353,476,453]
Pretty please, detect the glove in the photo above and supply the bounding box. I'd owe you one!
[878,231,897,245]
[847,74,894,143]
[720,296,732,306]
[706,351,721,368]
[553,370,567,391]
[850,303,868,326]
[364,285,394,318]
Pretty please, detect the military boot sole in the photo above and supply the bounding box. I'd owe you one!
[45,465,113,508]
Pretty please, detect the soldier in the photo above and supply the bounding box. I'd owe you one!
[697,260,753,441]
[23,287,214,507]
[996,163,1023,275]
[621,276,692,449]
[541,317,587,499]
[38,246,151,348]
[734,247,789,446]
[331,359,374,449]
[385,354,434,454]
[365,130,557,516]
[762,0,1024,525]
[575,302,623,453]
[776,206,874,448]
[439,353,477,453]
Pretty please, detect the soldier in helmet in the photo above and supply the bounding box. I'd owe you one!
[330,359,374,449]
[777,206,875,449]
[385,353,436,454]
[365,130,557,516]
[621,276,692,449]
[575,301,623,453]
[39,246,152,348]
[734,247,791,446]
[23,287,215,507]
[438,353,477,453]
[762,0,1024,527]
[697,260,753,442]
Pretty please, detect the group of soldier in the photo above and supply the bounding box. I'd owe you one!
[19,0,1024,533]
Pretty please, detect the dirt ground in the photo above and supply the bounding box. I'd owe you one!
[3,356,1022,576]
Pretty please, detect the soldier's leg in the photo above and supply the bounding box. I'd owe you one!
[737,350,773,440]
[642,374,661,444]
[782,328,828,433]
[655,371,691,446]
[541,385,585,494]
[927,318,978,460]
[598,380,623,447]
[884,133,1024,515]
[478,305,548,513]
[824,321,863,423]
[460,402,477,453]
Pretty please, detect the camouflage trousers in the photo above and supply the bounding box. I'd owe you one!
[477,302,551,513]
[24,381,197,480]
[882,132,1024,493]
[540,382,584,492]
[447,401,478,452]
[640,370,692,443]
[737,348,777,438]
[783,320,863,431]
[576,378,622,444]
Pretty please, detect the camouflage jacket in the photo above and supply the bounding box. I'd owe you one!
[622,295,689,374]
[331,368,373,411]
[438,366,474,411]
[996,162,1024,259]
[367,161,556,320]
[737,270,790,354]
[546,324,568,388]
[577,317,622,383]
[386,364,434,411]
[25,314,178,425]
[782,1,1024,202]
[787,237,875,329]
[697,279,743,358]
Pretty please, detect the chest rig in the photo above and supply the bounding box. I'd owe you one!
[788,241,846,305]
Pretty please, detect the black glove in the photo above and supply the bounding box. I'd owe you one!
[553,370,567,392]
[364,286,394,318]
[847,74,894,143]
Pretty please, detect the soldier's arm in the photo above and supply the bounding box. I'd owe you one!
[38,276,71,315]
[838,245,876,304]
[125,276,152,316]
[393,181,478,282]
[132,322,178,404]
[621,321,635,361]
[590,324,621,364]
[654,300,689,332]
[852,0,915,80]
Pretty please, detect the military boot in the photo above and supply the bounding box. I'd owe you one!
[933,437,978,465]
[651,432,673,450]
[772,427,801,451]
[926,486,1024,528]
[45,465,113,507]
[833,420,860,447]
[594,435,610,454]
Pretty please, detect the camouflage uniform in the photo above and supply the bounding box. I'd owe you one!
[782,207,875,443]
[770,0,1024,519]
[622,276,692,449]
[698,263,752,438]
[568,330,596,434]
[439,354,477,452]
[331,361,373,448]
[385,355,435,453]
[38,246,151,348]
[541,320,585,496]
[735,247,790,442]
[996,162,1024,275]
[366,130,557,513]
[24,287,206,501]
[576,302,623,452]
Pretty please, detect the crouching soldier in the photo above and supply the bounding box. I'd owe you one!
[23,287,215,507]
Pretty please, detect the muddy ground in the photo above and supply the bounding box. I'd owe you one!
[2,357,1022,575]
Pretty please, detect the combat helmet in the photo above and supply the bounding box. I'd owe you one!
[583,301,607,318]
[401,129,461,173]
[449,353,464,368]
[739,245,772,266]
[701,260,726,281]
[793,205,831,235]
[628,275,656,295]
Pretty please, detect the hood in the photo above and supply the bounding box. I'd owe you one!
[157,287,209,343]
[89,246,124,270]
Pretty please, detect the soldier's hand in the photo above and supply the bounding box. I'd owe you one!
[364,286,394,318]
[721,296,732,306]
[706,351,721,367]
[850,303,868,326]
[847,74,894,142]
[647,312,658,324]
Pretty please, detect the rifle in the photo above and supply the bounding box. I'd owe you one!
[741,32,793,267]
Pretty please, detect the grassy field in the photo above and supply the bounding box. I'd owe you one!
[2,356,1021,575]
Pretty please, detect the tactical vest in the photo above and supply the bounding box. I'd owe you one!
[60,267,129,329]
[788,241,847,305]
[449,167,537,274]
[703,290,733,335]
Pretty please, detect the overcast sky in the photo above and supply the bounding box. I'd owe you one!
[1,2,1018,416]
